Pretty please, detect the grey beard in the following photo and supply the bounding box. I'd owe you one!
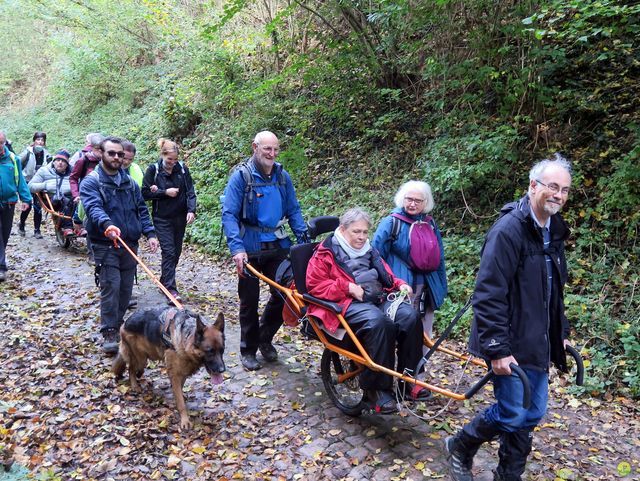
[544,202,561,216]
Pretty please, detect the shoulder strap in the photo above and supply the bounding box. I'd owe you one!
[9,152,19,185]
[238,162,252,192]
[154,161,185,184]
[390,212,415,242]
[390,216,402,242]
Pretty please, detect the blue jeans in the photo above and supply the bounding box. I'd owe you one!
[484,368,548,432]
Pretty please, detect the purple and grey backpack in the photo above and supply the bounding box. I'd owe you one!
[390,213,441,272]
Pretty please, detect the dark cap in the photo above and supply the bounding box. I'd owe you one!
[53,149,71,162]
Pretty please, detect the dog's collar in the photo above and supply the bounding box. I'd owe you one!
[161,308,178,350]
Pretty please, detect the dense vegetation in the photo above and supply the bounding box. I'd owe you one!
[2,0,638,397]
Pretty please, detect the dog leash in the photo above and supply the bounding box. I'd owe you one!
[113,234,184,309]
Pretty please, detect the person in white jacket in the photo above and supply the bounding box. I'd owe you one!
[19,132,50,238]
[28,150,74,236]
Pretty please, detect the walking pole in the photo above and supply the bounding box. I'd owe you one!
[114,234,184,309]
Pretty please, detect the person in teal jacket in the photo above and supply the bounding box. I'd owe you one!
[372,180,447,344]
[0,131,33,281]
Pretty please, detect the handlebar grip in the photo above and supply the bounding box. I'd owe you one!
[565,345,584,386]
[463,362,531,409]
[509,363,531,410]
[463,370,494,400]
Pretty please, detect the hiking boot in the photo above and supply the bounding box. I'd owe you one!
[34,231,43,239]
[241,354,262,371]
[0,270,6,282]
[259,343,278,362]
[127,297,138,310]
[445,436,475,481]
[18,226,25,237]
[102,329,120,356]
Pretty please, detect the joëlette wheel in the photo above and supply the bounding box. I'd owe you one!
[320,347,364,416]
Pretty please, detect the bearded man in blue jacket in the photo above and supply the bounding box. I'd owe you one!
[446,154,573,481]
[81,136,159,355]
[222,130,307,371]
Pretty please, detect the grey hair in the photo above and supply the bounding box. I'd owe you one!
[340,207,371,229]
[394,180,435,213]
[87,133,105,148]
[528,153,572,194]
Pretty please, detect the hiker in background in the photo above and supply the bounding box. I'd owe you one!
[142,138,196,303]
[18,131,50,239]
[0,130,32,281]
[28,150,74,236]
[221,130,308,371]
[70,133,104,260]
[121,140,143,310]
[372,180,447,346]
[122,140,144,187]
[69,132,103,166]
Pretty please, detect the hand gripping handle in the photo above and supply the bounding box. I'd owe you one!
[464,363,531,409]
[565,344,585,386]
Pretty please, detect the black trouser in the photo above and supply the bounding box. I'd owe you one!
[344,300,422,391]
[93,242,138,333]
[154,215,187,292]
[0,204,15,271]
[19,194,42,232]
[239,244,288,355]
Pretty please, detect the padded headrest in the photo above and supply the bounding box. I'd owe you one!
[307,216,339,240]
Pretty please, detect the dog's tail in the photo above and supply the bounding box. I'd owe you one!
[112,352,126,379]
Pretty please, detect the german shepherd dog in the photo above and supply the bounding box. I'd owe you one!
[112,307,225,429]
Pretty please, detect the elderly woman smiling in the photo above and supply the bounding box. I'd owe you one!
[306,207,431,414]
[373,181,447,346]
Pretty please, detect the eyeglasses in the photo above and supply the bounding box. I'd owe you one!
[536,179,570,196]
[404,197,425,205]
[104,150,125,158]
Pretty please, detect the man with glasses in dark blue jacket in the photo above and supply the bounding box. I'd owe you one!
[446,154,573,481]
[80,136,159,355]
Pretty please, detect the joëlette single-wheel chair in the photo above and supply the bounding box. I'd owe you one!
[35,191,86,249]
[244,216,584,416]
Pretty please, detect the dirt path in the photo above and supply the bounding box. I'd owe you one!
[1,218,638,480]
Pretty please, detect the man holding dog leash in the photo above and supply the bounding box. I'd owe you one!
[222,130,308,371]
[80,136,159,355]
[446,154,574,481]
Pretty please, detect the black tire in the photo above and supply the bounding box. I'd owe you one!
[320,348,364,416]
[55,228,70,249]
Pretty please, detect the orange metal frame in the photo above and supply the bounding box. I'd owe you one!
[245,262,488,400]
[35,191,73,223]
